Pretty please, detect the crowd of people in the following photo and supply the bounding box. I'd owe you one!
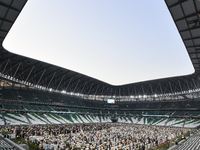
[1,123,190,150]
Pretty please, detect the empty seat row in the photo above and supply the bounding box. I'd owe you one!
[177,131,200,150]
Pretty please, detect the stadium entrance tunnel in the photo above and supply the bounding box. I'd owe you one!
[110,116,118,123]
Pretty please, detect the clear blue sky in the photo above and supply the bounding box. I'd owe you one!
[3,0,194,85]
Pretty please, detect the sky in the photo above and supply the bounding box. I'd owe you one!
[3,0,194,86]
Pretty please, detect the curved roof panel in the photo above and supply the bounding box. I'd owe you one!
[0,0,200,96]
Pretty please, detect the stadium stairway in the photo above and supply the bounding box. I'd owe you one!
[182,119,186,128]
[27,113,49,125]
[149,118,154,125]
[1,114,6,125]
[24,114,32,125]
[165,118,169,126]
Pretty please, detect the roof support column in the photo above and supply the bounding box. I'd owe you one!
[25,66,34,82]
[47,72,56,89]
[134,87,137,97]
[80,81,87,94]
[169,82,174,94]
[185,79,190,91]
[73,79,80,93]
[1,59,10,74]
[13,62,21,78]
[87,83,93,95]
[150,84,154,100]
[100,86,105,101]
[142,85,145,100]
[192,78,197,89]
[159,83,163,98]
[178,80,183,93]
[94,85,99,100]
[128,87,131,101]
[36,69,46,85]
[56,75,65,90]
[65,77,73,91]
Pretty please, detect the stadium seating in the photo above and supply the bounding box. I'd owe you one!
[43,114,65,124]
[136,117,143,124]
[79,115,90,123]
[167,118,184,127]
[4,113,30,125]
[0,138,15,149]
[154,118,168,126]
[184,119,200,128]
[24,105,40,111]
[3,104,21,110]
[131,117,138,123]
[0,114,4,125]
[1,89,200,128]
[1,89,18,100]
[27,113,47,124]
[177,131,200,150]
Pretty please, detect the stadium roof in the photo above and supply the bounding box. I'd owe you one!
[1,0,200,97]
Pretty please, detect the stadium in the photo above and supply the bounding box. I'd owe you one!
[1,0,200,149]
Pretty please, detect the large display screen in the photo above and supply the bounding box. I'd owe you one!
[107,99,115,104]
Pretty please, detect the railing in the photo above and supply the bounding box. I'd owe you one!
[0,134,26,150]
[149,131,190,150]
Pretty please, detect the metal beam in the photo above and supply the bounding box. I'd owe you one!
[80,81,87,94]
[183,36,200,41]
[180,25,200,33]
[46,72,56,89]
[56,75,65,90]
[1,59,10,74]
[13,62,21,78]
[169,82,174,94]
[175,12,199,22]
[25,66,34,82]
[0,17,13,24]
[87,83,94,95]
[73,79,80,93]
[65,77,73,91]
[0,2,21,12]
[168,0,189,8]
[159,83,163,96]
[36,69,46,85]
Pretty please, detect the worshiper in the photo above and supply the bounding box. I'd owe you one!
[175,137,179,145]
[2,123,190,150]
